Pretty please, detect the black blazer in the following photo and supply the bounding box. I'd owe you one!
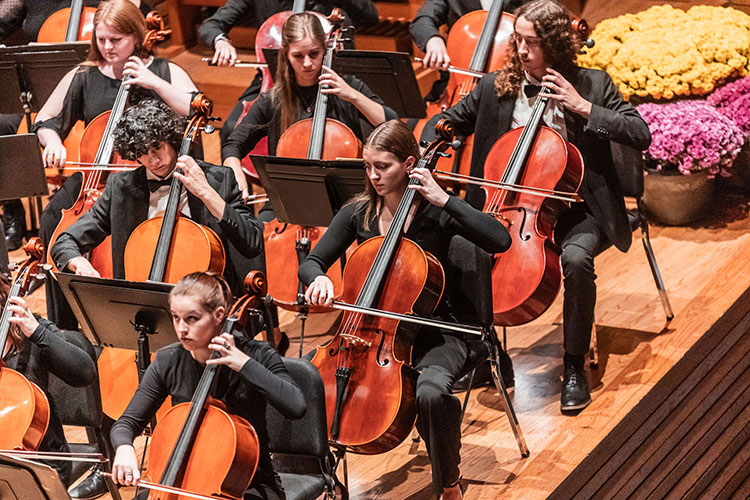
[198,0,379,48]
[421,67,651,252]
[410,0,529,50]
[50,162,264,295]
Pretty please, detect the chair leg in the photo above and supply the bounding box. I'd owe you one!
[487,328,529,458]
[637,202,674,322]
[460,367,476,421]
[589,322,599,368]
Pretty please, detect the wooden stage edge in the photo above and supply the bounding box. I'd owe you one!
[54,187,750,500]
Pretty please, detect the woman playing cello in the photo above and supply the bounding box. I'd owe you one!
[221,11,397,180]
[110,272,305,500]
[1,274,96,486]
[301,120,511,500]
[421,0,651,412]
[34,0,199,331]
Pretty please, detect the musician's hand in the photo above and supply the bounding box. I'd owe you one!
[212,38,237,67]
[6,296,39,337]
[68,257,101,278]
[408,167,450,207]
[542,68,592,119]
[305,275,334,306]
[319,66,356,102]
[206,332,250,372]
[123,56,161,90]
[112,445,140,486]
[174,155,212,198]
[423,36,450,70]
[43,141,67,169]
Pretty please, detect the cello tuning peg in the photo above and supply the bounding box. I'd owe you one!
[437,152,451,158]
[8,262,18,271]
[41,264,53,271]
[203,125,216,134]
[208,116,222,122]
[450,139,463,150]
[34,272,46,281]
[585,38,595,49]
[419,140,430,148]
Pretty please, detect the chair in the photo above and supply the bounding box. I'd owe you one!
[46,331,121,500]
[589,143,675,366]
[265,357,346,500]
[443,235,529,458]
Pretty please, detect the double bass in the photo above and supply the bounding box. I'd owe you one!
[45,12,171,277]
[311,121,454,454]
[143,274,265,500]
[0,238,50,451]
[264,10,359,312]
[37,0,96,42]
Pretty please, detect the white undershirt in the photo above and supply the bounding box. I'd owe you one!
[511,73,568,141]
[146,170,191,219]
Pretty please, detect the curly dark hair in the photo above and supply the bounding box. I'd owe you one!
[494,0,581,98]
[113,100,185,161]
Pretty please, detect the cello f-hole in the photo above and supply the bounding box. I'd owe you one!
[375,329,389,367]
[516,207,531,241]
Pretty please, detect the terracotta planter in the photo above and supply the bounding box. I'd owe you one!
[642,168,714,225]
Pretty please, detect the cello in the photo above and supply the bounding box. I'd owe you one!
[45,12,171,277]
[483,83,584,326]
[143,273,265,500]
[0,238,50,451]
[311,120,454,454]
[264,10,359,312]
[37,0,96,42]
[123,93,225,284]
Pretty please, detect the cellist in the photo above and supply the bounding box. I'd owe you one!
[421,0,652,412]
[1,275,96,486]
[110,272,305,500]
[33,0,198,333]
[302,120,511,500]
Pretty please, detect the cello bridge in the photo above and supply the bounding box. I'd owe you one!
[489,212,514,225]
[341,334,371,347]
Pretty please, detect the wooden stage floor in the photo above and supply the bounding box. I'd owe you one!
[18,185,746,499]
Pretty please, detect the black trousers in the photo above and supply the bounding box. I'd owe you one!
[554,203,609,358]
[413,330,468,497]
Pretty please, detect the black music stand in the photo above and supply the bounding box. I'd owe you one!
[55,273,175,385]
[0,134,49,201]
[250,155,366,356]
[250,156,365,226]
[0,454,71,500]
[0,42,89,130]
[262,48,426,118]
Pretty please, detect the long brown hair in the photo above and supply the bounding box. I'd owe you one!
[170,272,233,320]
[494,0,580,97]
[84,0,148,65]
[273,12,327,132]
[352,120,421,231]
[0,274,24,354]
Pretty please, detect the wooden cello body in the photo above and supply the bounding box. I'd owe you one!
[0,239,50,451]
[263,11,360,311]
[144,275,266,500]
[412,2,514,180]
[484,93,583,326]
[311,121,454,454]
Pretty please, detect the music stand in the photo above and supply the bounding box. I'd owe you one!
[250,156,365,226]
[55,273,176,384]
[0,42,89,129]
[0,454,71,500]
[262,48,426,118]
[0,134,49,201]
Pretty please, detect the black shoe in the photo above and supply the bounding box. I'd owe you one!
[3,201,25,251]
[561,363,591,412]
[68,465,109,500]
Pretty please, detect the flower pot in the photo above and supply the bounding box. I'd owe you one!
[732,142,750,189]
[642,169,714,225]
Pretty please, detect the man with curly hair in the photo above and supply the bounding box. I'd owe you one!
[50,99,264,297]
[422,0,652,412]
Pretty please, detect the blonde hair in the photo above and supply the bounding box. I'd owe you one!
[169,272,233,319]
[353,120,421,230]
[85,0,147,65]
[273,12,327,132]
